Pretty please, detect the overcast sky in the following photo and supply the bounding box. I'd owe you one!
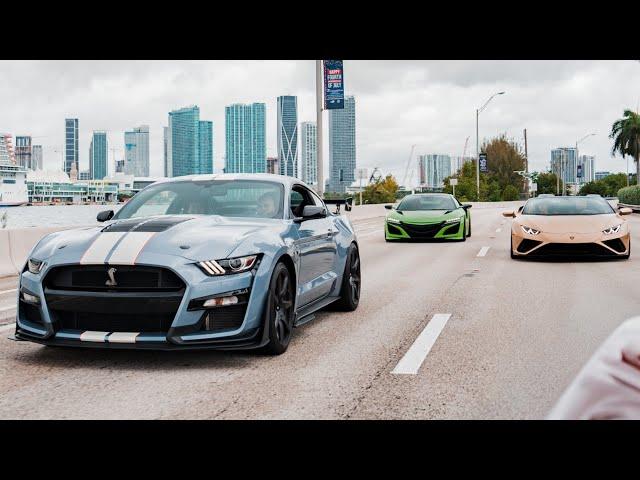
[1,60,639,185]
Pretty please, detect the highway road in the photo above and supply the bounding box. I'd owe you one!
[2,202,640,419]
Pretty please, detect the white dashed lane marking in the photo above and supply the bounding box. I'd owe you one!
[392,314,452,375]
[477,246,491,257]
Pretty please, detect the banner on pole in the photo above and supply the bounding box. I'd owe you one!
[479,153,488,173]
[577,164,583,178]
[324,60,344,110]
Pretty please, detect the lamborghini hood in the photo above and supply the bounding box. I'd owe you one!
[515,214,623,234]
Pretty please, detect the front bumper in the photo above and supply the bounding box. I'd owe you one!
[15,254,274,350]
[511,231,630,258]
[385,219,464,240]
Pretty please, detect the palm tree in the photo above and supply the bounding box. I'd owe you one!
[610,109,640,185]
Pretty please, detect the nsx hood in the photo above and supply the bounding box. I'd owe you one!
[387,209,464,222]
[516,214,623,233]
[30,215,287,265]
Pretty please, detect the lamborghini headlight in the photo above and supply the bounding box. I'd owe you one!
[521,226,540,235]
[27,258,45,274]
[445,216,463,224]
[198,254,260,276]
[387,217,401,224]
[602,224,622,235]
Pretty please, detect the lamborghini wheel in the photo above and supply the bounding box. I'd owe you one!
[263,262,295,355]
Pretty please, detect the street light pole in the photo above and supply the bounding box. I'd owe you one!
[316,60,324,197]
[475,91,505,200]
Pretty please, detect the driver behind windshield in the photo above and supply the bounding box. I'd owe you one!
[257,192,279,218]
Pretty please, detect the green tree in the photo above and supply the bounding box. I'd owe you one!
[534,172,563,195]
[610,109,640,185]
[502,184,520,201]
[481,134,526,194]
[579,173,631,197]
[361,174,399,204]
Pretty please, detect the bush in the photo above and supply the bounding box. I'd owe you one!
[618,185,640,205]
[502,185,520,201]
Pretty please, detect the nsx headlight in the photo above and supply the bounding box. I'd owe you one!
[445,216,463,224]
[198,254,260,276]
[27,258,45,274]
[603,224,622,235]
[387,217,401,224]
[521,226,540,235]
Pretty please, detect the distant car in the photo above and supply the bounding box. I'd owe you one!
[384,193,471,241]
[504,196,632,259]
[15,174,361,354]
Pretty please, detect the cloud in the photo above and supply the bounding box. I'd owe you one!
[1,60,638,183]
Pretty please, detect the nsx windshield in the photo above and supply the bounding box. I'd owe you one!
[522,197,614,215]
[114,180,286,220]
[398,195,458,211]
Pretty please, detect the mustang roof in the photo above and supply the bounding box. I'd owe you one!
[147,173,309,188]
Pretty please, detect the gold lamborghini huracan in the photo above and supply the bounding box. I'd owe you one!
[503,196,632,259]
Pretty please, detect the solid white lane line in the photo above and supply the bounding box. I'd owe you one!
[477,246,490,257]
[392,314,452,375]
[0,305,16,313]
[0,323,16,333]
[0,289,18,296]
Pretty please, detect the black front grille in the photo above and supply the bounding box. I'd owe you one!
[533,242,619,257]
[45,265,184,292]
[400,221,445,239]
[202,305,247,332]
[603,238,626,253]
[517,239,543,253]
[21,302,44,326]
[57,311,175,333]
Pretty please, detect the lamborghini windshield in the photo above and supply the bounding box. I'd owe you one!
[522,197,614,215]
[114,180,285,220]
[398,195,458,211]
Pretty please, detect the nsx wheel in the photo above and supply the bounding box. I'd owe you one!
[263,262,295,355]
[460,219,467,242]
[467,218,471,237]
[334,243,361,311]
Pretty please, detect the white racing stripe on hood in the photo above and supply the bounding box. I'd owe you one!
[106,232,156,265]
[80,232,127,264]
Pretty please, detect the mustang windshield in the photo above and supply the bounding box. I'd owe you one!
[114,180,286,220]
[398,195,457,211]
[522,197,614,215]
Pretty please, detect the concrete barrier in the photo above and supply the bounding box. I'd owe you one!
[0,229,16,278]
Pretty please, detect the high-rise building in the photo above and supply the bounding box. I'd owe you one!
[65,118,79,176]
[300,121,317,185]
[124,125,150,177]
[225,103,266,173]
[15,136,32,169]
[277,96,298,177]
[32,145,43,170]
[167,106,213,177]
[578,154,595,183]
[0,134,12,165]
[595,171,611,181]
[266,156,278,174]
[327,95,356,194]
[199,120,214,174]
[550,147,577,185]
[115,159,125,173]
[419,154,452,188]
[163,126,169,177]
[89,131,108,180]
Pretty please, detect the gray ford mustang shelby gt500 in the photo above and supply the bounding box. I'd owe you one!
[14,174,361,354]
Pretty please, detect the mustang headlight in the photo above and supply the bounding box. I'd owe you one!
[198,254,260,276]
[444,216,463,224]
[603,224,622,235]
[387,217,401,224]
[521,226,540,235]
[27,258,45,274]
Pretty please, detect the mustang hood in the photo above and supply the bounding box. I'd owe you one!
[516,214,621,234]
[31,215,287,265]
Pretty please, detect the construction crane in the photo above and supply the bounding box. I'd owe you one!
[401,144,416,189]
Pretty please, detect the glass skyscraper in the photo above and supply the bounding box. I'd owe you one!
[277,96,298,177]
[15,136,32,170]
[300,121,317,186]
[327,95,356,194]
[167,106,214,177]
[90,131,108,180]
[124,125,150,177]
[419,154,452,188]
[65,118,79,176]
[551,147,578,185]
[225,103,266,173]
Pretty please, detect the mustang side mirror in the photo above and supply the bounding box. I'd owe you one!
[502,210,516,218]
[619,207,633,215]
[384,205,394,210]
[294,205,326,223]
[97,210,114,222]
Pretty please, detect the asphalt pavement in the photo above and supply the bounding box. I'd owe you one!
[2,203,639,419]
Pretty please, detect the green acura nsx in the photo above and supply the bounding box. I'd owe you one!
[384,193,472,241]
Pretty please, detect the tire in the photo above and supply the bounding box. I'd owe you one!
[262,262,295,355]
[333,243,361,311]
[459,219,466,242]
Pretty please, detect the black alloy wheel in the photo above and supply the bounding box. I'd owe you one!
[263,262,295,355]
